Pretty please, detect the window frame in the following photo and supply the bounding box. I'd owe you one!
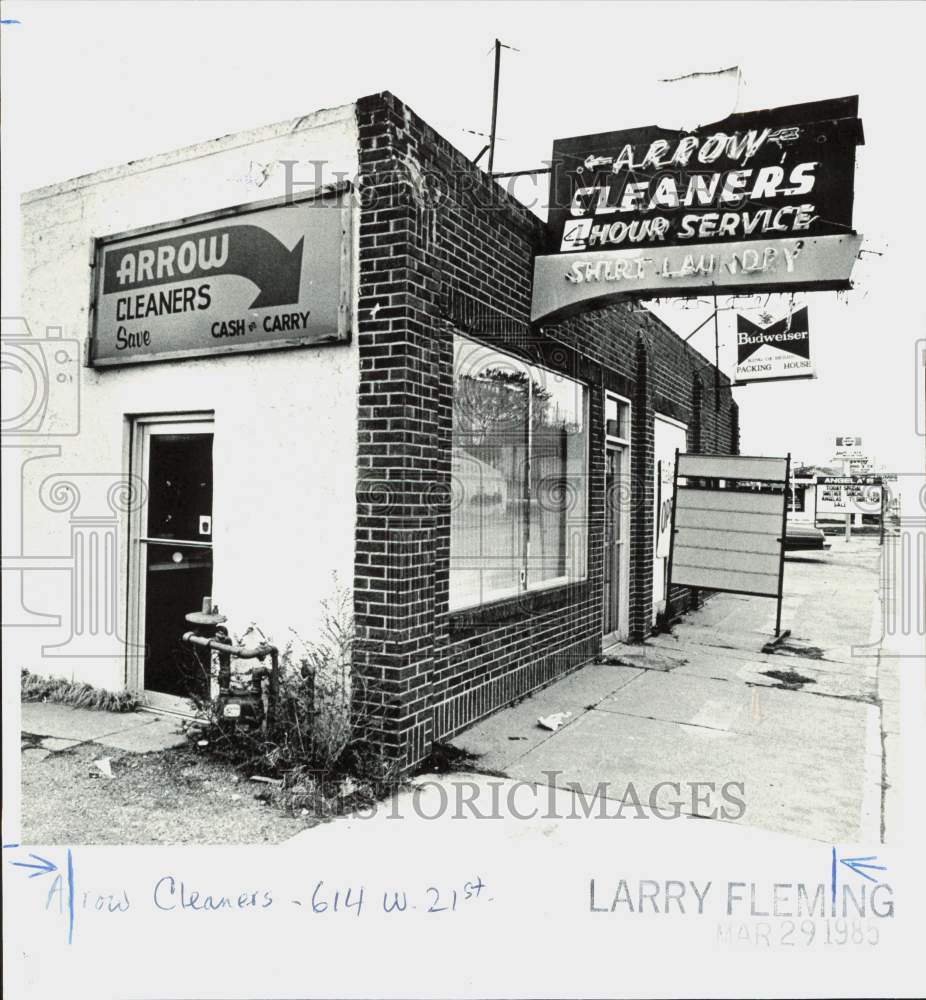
[605,392,632,446]
[126,411,215,710]
[603,391,632,640]
[448,334,591,613]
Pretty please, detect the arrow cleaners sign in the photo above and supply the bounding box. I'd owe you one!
[532,96,863,319]
[90,190,350,366]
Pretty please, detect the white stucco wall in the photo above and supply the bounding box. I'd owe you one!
[8,104,360,692]
[652,413,688,621]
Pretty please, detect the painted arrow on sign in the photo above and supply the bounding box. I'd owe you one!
[102,224,305,309]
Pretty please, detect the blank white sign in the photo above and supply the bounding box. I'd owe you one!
[677,453,789,483]
[669,464,787,598]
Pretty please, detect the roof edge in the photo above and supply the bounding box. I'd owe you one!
[22,101,357,205]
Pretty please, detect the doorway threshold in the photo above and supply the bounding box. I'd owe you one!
[138,701,197,721]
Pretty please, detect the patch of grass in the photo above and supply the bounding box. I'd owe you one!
[21,669,139,712]
[21,741,308,845]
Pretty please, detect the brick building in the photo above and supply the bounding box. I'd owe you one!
[353,93,737,768]
[14,91,736,771]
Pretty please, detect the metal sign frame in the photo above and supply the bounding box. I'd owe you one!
[666,450,791,635]
[86,182,353,368]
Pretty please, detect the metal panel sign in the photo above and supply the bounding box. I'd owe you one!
[533,96,863,317]
[89,192,350,366]
[668,452,790,631]
[815,475,883,515]
[733,306,814,384]
[531,235,861,321]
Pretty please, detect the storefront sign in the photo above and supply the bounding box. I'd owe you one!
[534,96,863,316]
[531,235,861,321]
[89,192,350,366]
[733,306,814,385]
[547,96,862,252]
[815,475,883,515]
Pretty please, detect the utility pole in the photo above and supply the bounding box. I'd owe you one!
[879,482,885,546]
[713,296,720,410]
[843,455,852,542]
[488,39,502,174]
[486,39,518,175]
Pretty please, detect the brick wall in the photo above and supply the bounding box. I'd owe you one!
[354,92,738,770]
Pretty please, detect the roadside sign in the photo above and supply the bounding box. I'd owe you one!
[834,435,864,456]
[667,452,790,634]
[815,475,883,516]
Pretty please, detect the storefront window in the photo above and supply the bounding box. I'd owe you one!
[450,335,588,610]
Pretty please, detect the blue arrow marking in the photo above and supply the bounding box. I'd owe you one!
[11,853,57,877]
[67,849,75,945]
[831,846,837,908]
[840,855,887,883]
[8,848,76,942]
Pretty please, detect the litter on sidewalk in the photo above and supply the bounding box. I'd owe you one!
[537,712,572,732]
[92,757,114,779]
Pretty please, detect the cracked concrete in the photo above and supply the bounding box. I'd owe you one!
[451,538,894,844]
[20,703,187,757]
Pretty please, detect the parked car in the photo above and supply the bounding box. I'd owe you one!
[784,521,828,551]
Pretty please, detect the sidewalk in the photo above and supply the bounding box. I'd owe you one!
[17,702,308,844]
[16,538,900,847]
[20,702,186,760]
[451,538,890,844]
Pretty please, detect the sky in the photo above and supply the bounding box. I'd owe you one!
[2,0,924,473]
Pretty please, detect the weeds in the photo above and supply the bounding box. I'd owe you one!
[423,742,484,774]
[21,669,139,712]
[187,583,401,818]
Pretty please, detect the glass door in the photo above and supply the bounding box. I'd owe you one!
[128,416,214,711]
